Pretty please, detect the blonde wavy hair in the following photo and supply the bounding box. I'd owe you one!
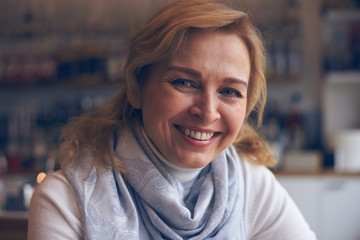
[58,0,276,174]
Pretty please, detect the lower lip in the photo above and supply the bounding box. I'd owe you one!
[176,127,217,148]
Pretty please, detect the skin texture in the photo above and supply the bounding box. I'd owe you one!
[138,30,251,168]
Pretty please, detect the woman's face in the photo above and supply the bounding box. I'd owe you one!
[139,30,250,168]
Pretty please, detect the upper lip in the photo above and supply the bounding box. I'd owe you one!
[174,124,218,133]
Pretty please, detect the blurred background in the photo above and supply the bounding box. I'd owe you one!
[0,0,359,239]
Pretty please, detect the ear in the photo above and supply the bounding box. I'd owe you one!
[127,87,142,109]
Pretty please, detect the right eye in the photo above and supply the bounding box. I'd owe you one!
[170,79,197,88]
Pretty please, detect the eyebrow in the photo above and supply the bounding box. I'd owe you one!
[167,65,202,78]
[167,65,248,87]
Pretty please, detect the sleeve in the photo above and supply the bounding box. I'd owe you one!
[243,161,317,240]
[28,171,83,240]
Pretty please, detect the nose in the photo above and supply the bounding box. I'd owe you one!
[189,91,220,123]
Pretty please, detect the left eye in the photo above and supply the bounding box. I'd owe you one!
[218,88,242,98]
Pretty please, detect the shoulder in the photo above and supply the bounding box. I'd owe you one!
[241,157,274,181]
[32,171,76,206]
[241,158,278,202]
[36,170,71,190]
[28,170,82,240]
[240,159,316,240]
[241,159,280,221]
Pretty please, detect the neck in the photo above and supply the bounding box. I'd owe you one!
[159,155,203,184]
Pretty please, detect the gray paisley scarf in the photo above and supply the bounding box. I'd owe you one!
[63,123,245,239]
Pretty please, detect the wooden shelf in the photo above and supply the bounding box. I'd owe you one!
[274,169,360,178]
[325,71,360,85]
[0,211,28,240]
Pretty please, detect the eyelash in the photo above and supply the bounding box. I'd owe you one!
[218,88,243,98]
[170,78,198,88]
[169,78,243,99]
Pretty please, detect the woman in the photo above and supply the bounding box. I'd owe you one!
[28,0,316,239]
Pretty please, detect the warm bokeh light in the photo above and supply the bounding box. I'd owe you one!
[36,172,47,184]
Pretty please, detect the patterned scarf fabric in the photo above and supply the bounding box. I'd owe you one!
[63,123,246,239]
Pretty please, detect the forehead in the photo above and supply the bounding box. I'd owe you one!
[170,29,250,76]
[182,29,246,50]
[145,29,251,84]
[174,29,248,62]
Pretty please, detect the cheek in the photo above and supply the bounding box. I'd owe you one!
[224,104,247,135]
[141,87,180,123]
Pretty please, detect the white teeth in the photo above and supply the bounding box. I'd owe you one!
[179,126,214,141]
[201,132,207,140]
[195,132,201,139]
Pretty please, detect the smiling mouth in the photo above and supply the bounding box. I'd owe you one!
[175,125,217,141]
